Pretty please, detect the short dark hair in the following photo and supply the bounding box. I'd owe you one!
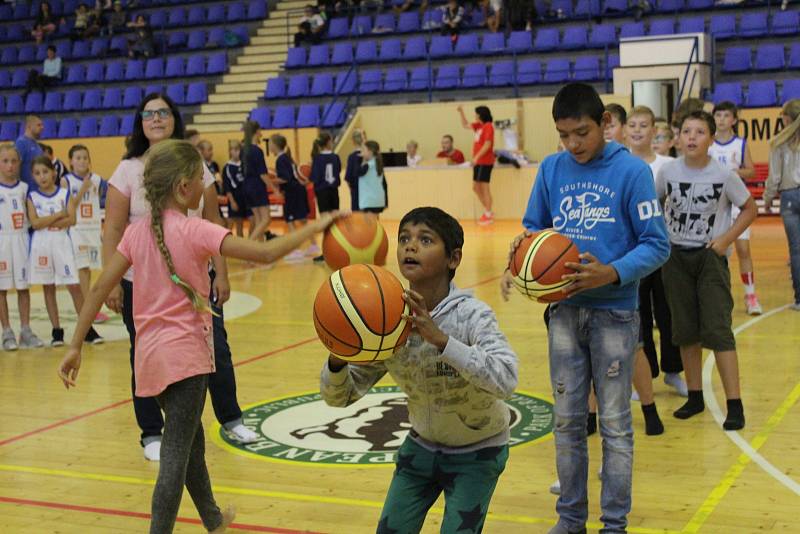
[399,207,464,280]
[605,103,627,124]
[47,45,56,53]
[672,97,705,128]
[680,110,716,136]
[124,93,185,160]
[442,134,454,142]
[39,143,53,155]
[712,100,739,119]
[552,83,604,125]
[32,155,55,171]
[475,106,493,123]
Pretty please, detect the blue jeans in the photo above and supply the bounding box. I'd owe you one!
[548,303,639,534]
[781,188,800,305]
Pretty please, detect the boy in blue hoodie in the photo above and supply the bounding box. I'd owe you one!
[501,83,670,534]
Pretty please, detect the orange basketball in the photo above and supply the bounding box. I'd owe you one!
[322,212,389,271]
[509,230,580,303]
[313,264,411,363]
[298,163,312,180]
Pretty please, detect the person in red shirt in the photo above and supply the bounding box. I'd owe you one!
[457,105,495,225]
[436,134,466,165]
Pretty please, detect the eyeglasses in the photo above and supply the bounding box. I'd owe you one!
[653,135,671,142]
[140,108,172,121]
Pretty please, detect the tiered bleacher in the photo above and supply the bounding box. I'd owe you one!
[0,0,269,140]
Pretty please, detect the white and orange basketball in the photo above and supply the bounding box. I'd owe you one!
[313,264,411,363]
[322,212,389,271]
[509,230,580,303]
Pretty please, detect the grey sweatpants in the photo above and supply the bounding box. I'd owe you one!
[151,374,223,533]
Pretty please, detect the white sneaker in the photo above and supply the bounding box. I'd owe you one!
[790,302,800,311]
[549,479,561,495]
[227,424,259,443]
[744,294,763,316]
[143,440,161,461]
[631,390,640,402]
[18,327,44,349]
[2,329,18,351]
[664,372,689,397]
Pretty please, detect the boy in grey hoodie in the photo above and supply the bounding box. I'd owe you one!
[320,207,518,534]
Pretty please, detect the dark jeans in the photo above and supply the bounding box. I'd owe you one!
[638,268,682,377]
[25,70,58,95]
[122,276,243,445]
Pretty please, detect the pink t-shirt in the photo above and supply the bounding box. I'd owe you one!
[109,157,215,280]
[117,209,230,397]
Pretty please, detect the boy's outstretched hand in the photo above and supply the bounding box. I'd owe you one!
[58,348,82,389]
[562,252,619,297]
[402,290,449,351]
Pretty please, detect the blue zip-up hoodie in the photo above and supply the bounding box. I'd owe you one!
[522,141,670,310]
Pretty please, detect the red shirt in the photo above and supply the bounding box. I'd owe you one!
[471,122,495,165]
[436,148,465,164]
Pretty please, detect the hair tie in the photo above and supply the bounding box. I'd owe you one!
[170,274,181,285]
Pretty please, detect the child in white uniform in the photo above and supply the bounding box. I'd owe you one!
[0,143,45,351]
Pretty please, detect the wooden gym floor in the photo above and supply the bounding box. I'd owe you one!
[0,217,797,533]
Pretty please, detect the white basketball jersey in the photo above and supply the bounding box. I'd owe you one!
[0,181,29,235]
[29,187,70,234]
[64,173,103,231]
[708,136,745,172]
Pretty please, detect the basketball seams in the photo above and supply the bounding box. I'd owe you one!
[321,271,364,349]
[521,230,551,295]
[313,307,361,356]
[532,241,577,283]
[365,265,387,362]
[339,266,384,338]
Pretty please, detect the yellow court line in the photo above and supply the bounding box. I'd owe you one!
[0,463,678,533]
[681,379,800,534]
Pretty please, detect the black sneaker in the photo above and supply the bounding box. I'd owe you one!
[265,231,278,240]
[85,326,105,345]
[51,328,65,347]
[313,255,325,263]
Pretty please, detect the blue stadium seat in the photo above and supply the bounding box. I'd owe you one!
[187,29,206,50]
[311,73,334,96]
[335,71,357,94]
[35,44,49,63]
[0,121,19,141]
[166,83,186,104]
[790,44,800,69]
[360,69,383,94]
[11,70,27,89]
[746,81,777,108]
[207,4,226,24]
[649,19,675,35]
[0,95,4,114]
[1,46,17,65]
[657,0,684,13]
[71,40,90,59]
[489,61,514,86]
[679,16,705,34]
[355,40,378,62]
[772,10,799,35]
[168,31,188,49]
[187,6,205,25]
[62,90,82,111]
[105,61,124,82]
[551,0,574,17]
[575,0,601,17]
[755,44,785,71]
[321,102,346,128]
[544,58,571,83]
[58,118,78,138]
[379,38,402,61]
[102,88,123,109]
[351,15,373,36]
[403,37,427,60]
[125,59,145,81]
[208,27,227,47]
[470,9,485,28]
[462,63,487,88]
[207,53,227,75]
[41,118,58,139]
[272,105,296,128]
[265,77,286,99]
[78,117,97,137]
[110,35,128,54]
[123,87,143,108]
[308,44,330,67]
[85,62,104,83]
[409,66,431,91]
[150,10,168,28]
[287,74,310,98]
[120,114,135,136]
[186,82,208,104]
[422,8,442,29]
[480,32,505,54]
[722,47,751,73]
[619,22,645,38]
[90,37,108,57]
[145,84,163,97]
[603,0,628,14]
[24,93,43,113]
[429,35,453,58]
[285,47,307,68]
[375,12,396,32]
[83,88,103,109]
[5,95,23,114]
[518,59,542,85]
[165,57,186,77]
[397,11,420,32]
[434,65,460,90]
[247,0,267,20]
[18,45,36,64]
[533,28,559,51]
[589,24,616,48]
[56,41,71,60]
[327,17,349,39]
[738,12,768,38]
[713,82,743,106]
[186,55,205,76]
[144,58,164,79]
[232,25,250,45]
[574,56,601,81]
[710,14,736,39]
[383,68,407,92]
[296,104,320,128]
[227,2,246,22]
[66,64,86,84]
[686,0,713,8]
[561,27,588,50]
[43,92,62,112]
[168,8,186,28]
[331,42,354,65]
[250,108,271,129]
[782,79,800,103]
[99,115,120,136]
[454,34,479,56]
[0,72,9,90]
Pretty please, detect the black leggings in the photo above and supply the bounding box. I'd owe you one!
[638,268,682,376]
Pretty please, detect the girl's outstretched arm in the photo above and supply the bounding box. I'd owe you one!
[57,252,130,389]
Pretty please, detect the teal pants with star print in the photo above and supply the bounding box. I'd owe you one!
[376,436,509,534]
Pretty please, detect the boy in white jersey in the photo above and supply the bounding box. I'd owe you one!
[0,144,45,350]
[63,144,106,338]
[27,156,98,347]
[709,101,761,315]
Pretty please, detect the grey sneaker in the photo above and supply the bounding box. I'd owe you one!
[18,327,45,349]
[2,329,18,351]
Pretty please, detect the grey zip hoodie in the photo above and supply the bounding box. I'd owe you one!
[320,283,519,453]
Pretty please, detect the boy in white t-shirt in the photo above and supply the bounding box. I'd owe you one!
[709,101,761,315]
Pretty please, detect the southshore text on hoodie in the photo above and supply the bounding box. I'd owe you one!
[320,283,518,454]
[523,141,670,310]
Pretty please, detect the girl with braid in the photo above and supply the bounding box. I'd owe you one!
[57,140,341,533]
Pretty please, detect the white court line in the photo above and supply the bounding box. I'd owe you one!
[704,304,800,496]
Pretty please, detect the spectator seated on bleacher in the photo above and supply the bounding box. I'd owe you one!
[25,45,62,97]
[394,0,429,16]
[71,4,102,41]
[506,0,536,31]
[31,1,63,44]
[127,14,155,58]
[107,1,128,35]
[295,5,326,47]
[441,0,464,40]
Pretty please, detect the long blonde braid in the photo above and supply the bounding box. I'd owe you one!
[142,139,214,315]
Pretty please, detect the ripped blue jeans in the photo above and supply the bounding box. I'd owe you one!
[548,303,638,534]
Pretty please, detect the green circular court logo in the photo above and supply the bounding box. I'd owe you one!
[218,385,554,465]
